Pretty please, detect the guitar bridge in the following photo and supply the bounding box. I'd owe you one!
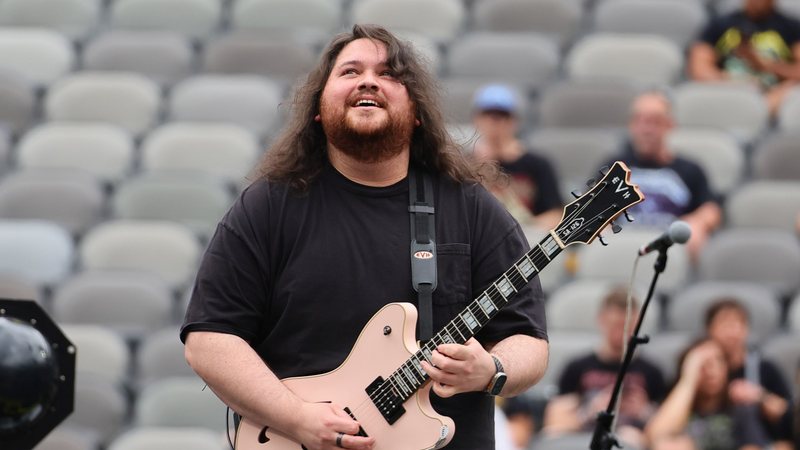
[366,376,406,425]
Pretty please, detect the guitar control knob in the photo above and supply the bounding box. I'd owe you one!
[383,326,392,336]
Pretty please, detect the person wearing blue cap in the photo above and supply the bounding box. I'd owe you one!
[471,84,563,230]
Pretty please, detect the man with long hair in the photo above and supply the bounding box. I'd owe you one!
[181,25,548,450]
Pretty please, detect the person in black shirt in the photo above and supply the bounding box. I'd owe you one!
[602,91,722,262]
[689,0,800,115]
[470,84,563,230]
[181,25,548,450]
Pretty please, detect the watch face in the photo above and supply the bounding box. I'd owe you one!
[490,373,507,395]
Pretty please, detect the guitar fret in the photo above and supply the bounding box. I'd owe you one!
[440,329,454,344]
[496,276,516,298]
[394,372,411,397]
[402,365,419,385]
[536,243,551,260]
[477,294,497,316]
[461,310,479,331]
[514,263,527,281]
[410,357,425,376]
[448,322,465,342]
[522,255,537,275]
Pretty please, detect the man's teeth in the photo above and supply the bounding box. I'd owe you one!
[356,100,379,107]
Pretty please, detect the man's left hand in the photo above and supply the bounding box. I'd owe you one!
[420,338,497,398]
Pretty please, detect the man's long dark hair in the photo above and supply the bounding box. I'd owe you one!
[256,24,483,191]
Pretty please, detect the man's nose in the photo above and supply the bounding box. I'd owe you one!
[358,71,380,91]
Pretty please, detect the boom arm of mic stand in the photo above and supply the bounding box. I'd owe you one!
[589,250,668,450]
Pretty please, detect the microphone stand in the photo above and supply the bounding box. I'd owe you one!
[589,249,668,450]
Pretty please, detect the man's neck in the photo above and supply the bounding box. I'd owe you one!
[596,343,624,363]
[327,146,410,187]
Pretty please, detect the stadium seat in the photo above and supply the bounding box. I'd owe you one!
[526,127,623,198]
[82,31,193,85]
[109,0,221,39]
[0,28,74,86]
[138,327,196,384]
[45,72,161,135]
[440,78,527,125]
[716,0,800,20]
[752,131,800,181]
[112,173,233,236]
[230,0,342,44]
[667,281,780,342]
[0,0,100,39]
[667,128,744,196]
[637,331,694,385]
[0,220,73,285]
[698,229,800,295]
[0,70,35,135]
[350,0,465,43]
[0,274,41,303]
[0,170,104,235]
[141,122,259,183]
[777,86,800,131]
[535,331,599,396]
[446,32,559,91]
[108,427,227,450]
[134,376,228,431]
[472,0,584,47]
[36,425,99,450]
[673,82,769,143]
[168,75,283,136]
[760,332,800,398]
[592,0,708,48]
[61,324,130,385]
[565,33,684,86]
[726,181,800,231]
[16,122,135,183]
[789,292,800,332]
[537,80,638,128]
[54,272,174,337]
[202,34,316,83]
[574,226,691,294]
[63,375,127,445]
[80,220,201,289]
[546,279,660,333]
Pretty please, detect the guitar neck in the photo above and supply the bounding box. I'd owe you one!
[382,232,563,401]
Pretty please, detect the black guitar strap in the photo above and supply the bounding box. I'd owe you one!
[408,168,437,342]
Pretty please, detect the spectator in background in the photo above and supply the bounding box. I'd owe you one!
[542,287,666,448]
[646,339,772,450]
[704,298,794,449]
[602,90,721,261]
[688,0,800,116]
[501,396,538,450]
[471,84,563,230]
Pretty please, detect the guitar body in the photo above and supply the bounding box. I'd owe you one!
[235,302,455,450]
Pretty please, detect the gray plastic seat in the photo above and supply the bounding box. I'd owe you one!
[726,181,800,232]
[565,33,684,86]
[472,0,584,47]
[80,220,201,289]
[535,331,599,396]
[760,332,800,398]
[0,0,100,39]
[83,31,193,85]
[0,170,104,235]
[0,274,41,303]
[46,72,161,135]
[230,0,341,44]
[108,427,226,450]
[592,0,708,48]
[61,324,130,385]
[538,80,638,128]
[168,75,283,136]
[0,70,35,135]
[777,86,800,131]
[0,220,74,285]
[446,32,559,91]
[138,327,196,384]
[637,331,694,385]
[667,128,744,195]
[16,123,135,183]
[63,375,127,445]
[752,131,800,181]
[441,78,527,125]
[109,0,221,39]
[698,229,800,295]
[673,82,769,143]
[36,425,99,450]
[0,28,74,86]
[134,376,227,432]
[54,272,174,337]
[668,281,780,342]
[202,34,316,83]
[349,0,465,43]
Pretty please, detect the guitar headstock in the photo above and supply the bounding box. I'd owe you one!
[553,161,644,247]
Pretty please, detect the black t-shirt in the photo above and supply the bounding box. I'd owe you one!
[730,359,794,441]
[603,144,716,228]
[181,163,548,449]
[557,352,667,429]
[699,10,800,87]
[499,152,563,216]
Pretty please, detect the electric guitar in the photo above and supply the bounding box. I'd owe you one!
[235,161,645,450]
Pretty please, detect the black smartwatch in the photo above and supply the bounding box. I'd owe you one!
[485,354,507,396]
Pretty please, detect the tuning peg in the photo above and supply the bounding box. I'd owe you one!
[599,165,609,176]
[611,222,622,234]
[624,211,635,223]
[598,235,608,246]
[585,178,596,188]
[570,190,582,199]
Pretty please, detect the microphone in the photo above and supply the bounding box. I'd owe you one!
[638,221,692,256]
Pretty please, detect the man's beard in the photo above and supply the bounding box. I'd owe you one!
[320,100,415,163]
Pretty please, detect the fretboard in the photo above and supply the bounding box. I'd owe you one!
[378,232,563,402]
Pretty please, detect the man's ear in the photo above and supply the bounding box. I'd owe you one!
[415,118,421,127]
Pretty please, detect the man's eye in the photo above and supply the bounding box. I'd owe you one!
[381,70,395,77]
[343,68,357,75]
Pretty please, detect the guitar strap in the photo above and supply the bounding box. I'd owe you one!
[408,168,437,342]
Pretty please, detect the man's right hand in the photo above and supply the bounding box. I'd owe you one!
[288,402,375,450]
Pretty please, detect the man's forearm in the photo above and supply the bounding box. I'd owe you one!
[488,334,548,397]
[184,331,303,435]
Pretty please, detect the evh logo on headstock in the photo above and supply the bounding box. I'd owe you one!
[612,175,632,199]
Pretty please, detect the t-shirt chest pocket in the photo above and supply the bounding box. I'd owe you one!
[433,243,471,307]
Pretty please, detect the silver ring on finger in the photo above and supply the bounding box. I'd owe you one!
[336,432,345,448]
